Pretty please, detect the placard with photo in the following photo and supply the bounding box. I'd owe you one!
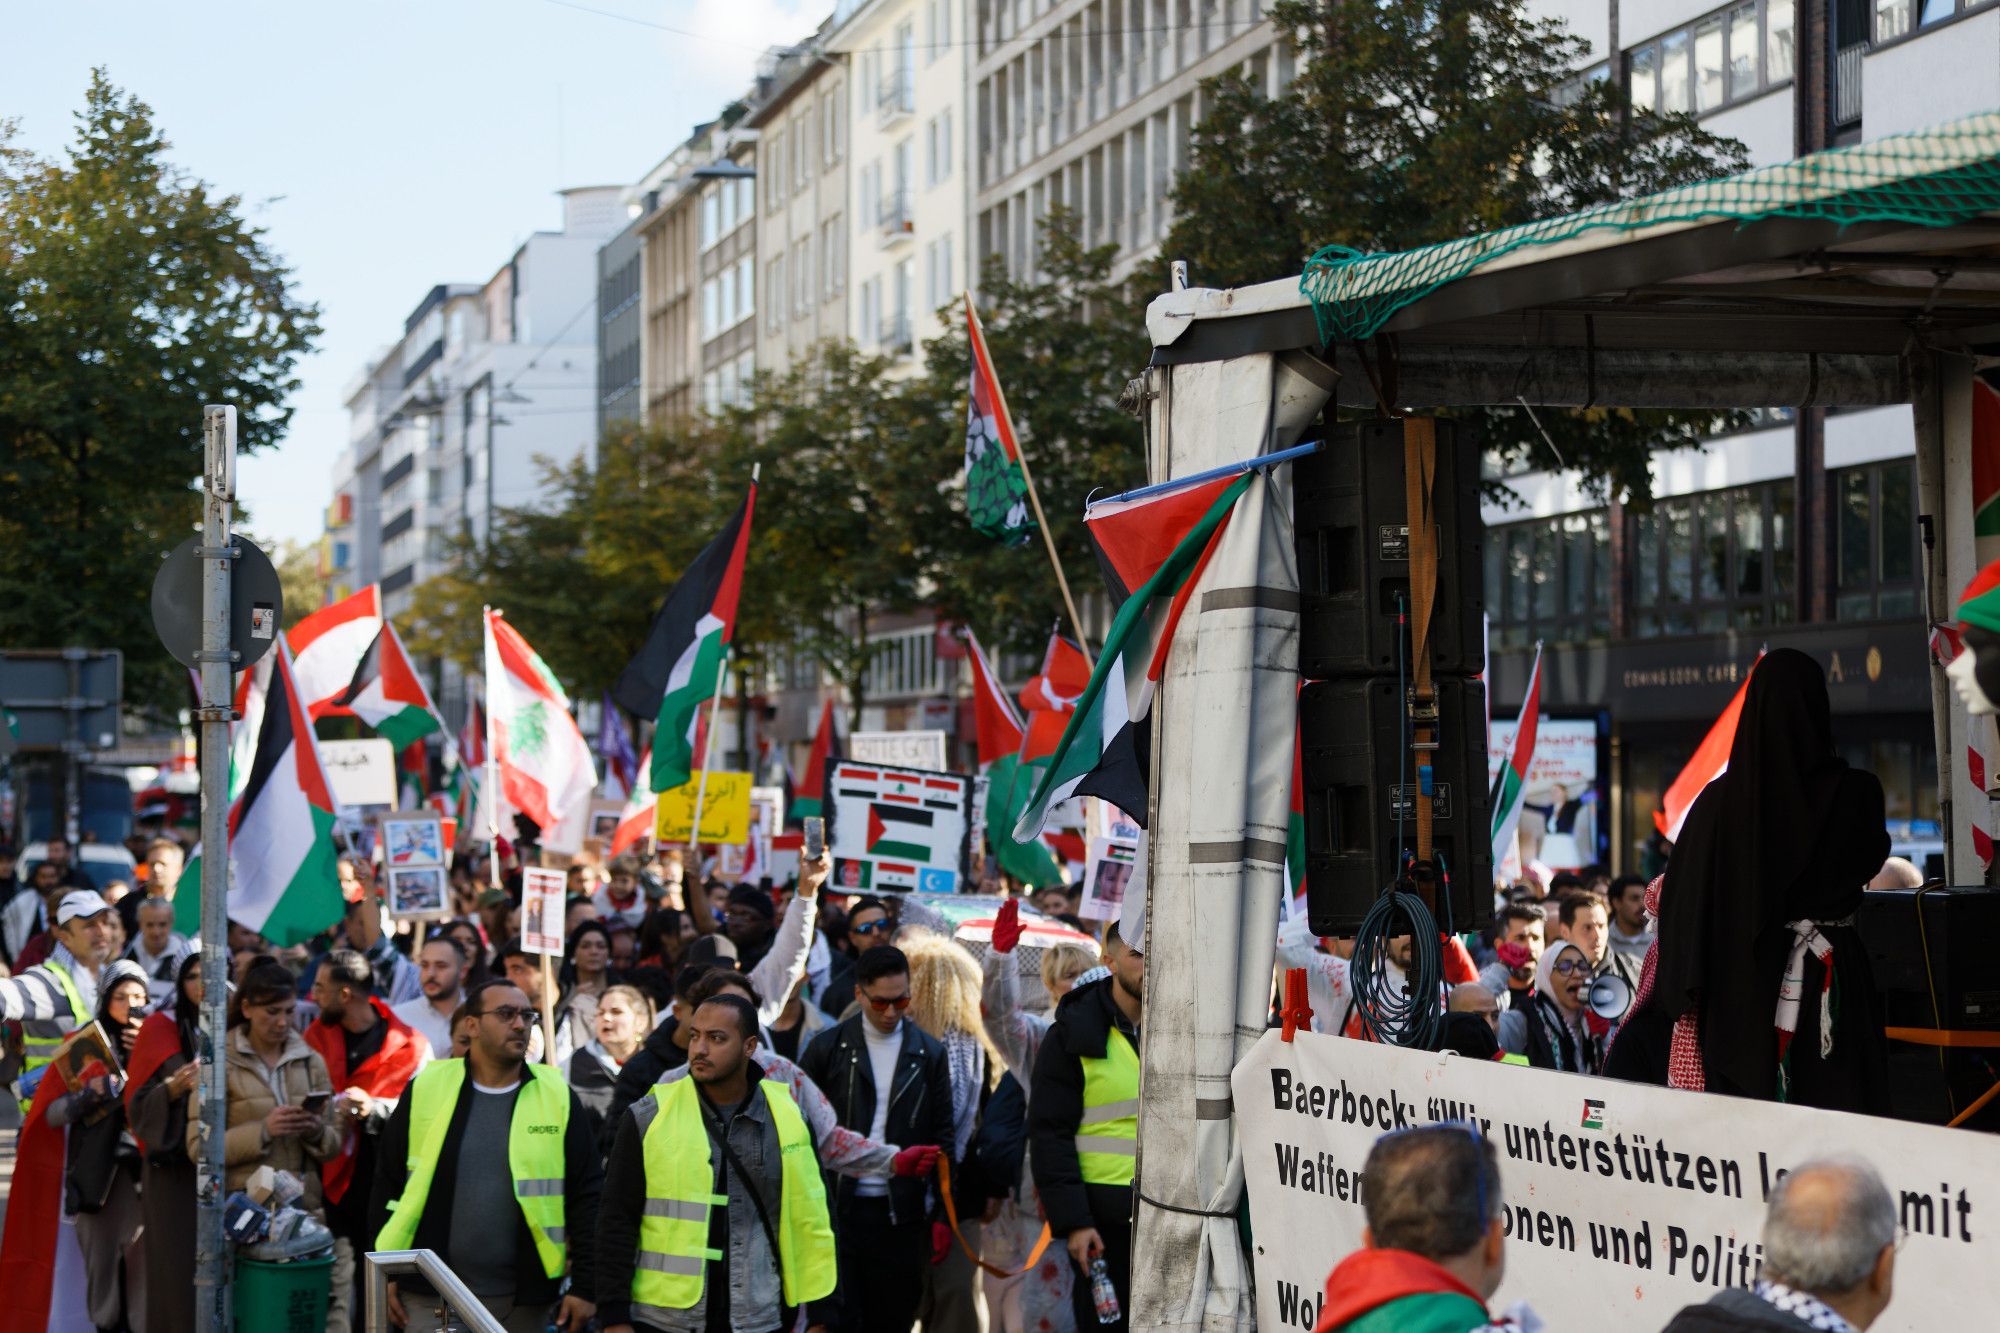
[386,864,450,920]
[521,866,567,957]
[1079,836,1138,921]
[380,814,445,868]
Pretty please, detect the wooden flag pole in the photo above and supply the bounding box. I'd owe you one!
[685,650,731,869]
[969,296,1093,666]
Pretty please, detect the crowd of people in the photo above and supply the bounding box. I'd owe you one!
[0,825,1131,1333]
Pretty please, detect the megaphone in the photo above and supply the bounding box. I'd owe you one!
[1587,973,1633,1023]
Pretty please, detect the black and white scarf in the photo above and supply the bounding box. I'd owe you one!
[1753,1279,1858,1332]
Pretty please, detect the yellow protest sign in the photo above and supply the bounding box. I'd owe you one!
[654,770,753,844]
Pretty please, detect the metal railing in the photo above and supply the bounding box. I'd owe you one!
[364,1249,507,1333]
[877,188,914,240]
[876,67,914,125]
[1835,43,1865,127]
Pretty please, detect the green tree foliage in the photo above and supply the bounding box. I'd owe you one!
[1163,0,1751,502]
[0,72,320,714]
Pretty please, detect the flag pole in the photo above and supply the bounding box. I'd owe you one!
[970,295,1093,666]
[685,650,731,872]
[483,606,502,892]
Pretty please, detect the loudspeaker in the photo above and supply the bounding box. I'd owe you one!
[1858,886,2000,1126]
[1299,676,1493,936]
[1294,419,1485,679]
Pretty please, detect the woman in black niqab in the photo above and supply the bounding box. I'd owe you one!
[1644,649,1890,1108]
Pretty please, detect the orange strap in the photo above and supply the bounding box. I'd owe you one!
[936,1154,1055,1279]
[1885,1026,2000,1049]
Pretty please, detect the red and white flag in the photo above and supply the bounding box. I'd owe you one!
[610,747,657,855]
[290,585,383,719]
[1654,654,1762,843]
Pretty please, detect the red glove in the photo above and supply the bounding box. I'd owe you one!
[931,1220,952,1265]
[891,1145,941,1178]
[991,897,1023,954]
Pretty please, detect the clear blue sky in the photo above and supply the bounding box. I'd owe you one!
[8,0,816,547]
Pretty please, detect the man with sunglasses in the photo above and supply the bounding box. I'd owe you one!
[371,978,604,1332]
[799,944,954,1333]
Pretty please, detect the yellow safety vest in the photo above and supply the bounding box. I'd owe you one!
[20,961,89,1109]
[1077,1027,1140,1186]
[631,1077,836,1322]
[375,1058,570,1277]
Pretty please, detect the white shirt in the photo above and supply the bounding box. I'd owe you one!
[392,995,457,1060]
[854,1019,902,1199]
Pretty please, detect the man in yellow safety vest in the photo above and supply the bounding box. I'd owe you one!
[596,991,838,1333]
[1029,920,1144,1332]
[370,979,601,1333]
[0,890,117,1108]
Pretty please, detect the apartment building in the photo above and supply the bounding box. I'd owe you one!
[696,126,762,412]
[597,214,645,435]
[748,30,853,380]
[637,130,710,425]
[831,0,970,368]
[972,0,1284,284]
[1484,0,2000,873]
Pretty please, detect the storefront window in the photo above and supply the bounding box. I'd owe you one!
[1632,481,1795,635]
[1486,509,1611,646]
[1833,460,1920,620]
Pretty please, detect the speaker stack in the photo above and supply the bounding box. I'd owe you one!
[1295,419,1491,936]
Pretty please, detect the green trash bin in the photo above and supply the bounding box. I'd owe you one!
[233,1251,335,1333]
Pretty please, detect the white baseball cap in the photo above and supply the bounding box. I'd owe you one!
[55,890,112,925]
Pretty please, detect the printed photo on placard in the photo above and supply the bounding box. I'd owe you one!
[824,758,972,893]
[521,866,567,956]
[380,814,445,868]
[1079,836,1137,921]
[386,864,449,919]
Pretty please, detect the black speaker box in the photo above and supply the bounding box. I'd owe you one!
[1295,418,1485,680]
[1858,886,2000,1126]
[1299,676,1493,937]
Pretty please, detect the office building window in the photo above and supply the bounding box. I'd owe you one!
[767,131,786,207]
[1626,0,1795,116]
[1834,460,1920,620]
[1485,511,1612,649]
[1629,481,1795,636]
[766,256,785,333]
[927,110,954,187]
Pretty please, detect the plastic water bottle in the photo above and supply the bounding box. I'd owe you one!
[1089,1255,1121,1324]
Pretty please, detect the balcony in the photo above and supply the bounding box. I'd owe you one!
[877,311,913,356]
[877,188,914,246]
[1834,43,1864,131]
[877,67,914,128]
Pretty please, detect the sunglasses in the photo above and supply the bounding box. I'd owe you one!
[850,920,891,936]
[864,993,913,1011]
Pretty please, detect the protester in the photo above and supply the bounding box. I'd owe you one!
[393,933,469,1057]
[592,855,649,930]
[307,948,432,1333]
[45,959,150,1331]
[1663,1156,1898,1331]
[1446,982,1501,1039]
[1030,921,1146,1332]
[564,981,653,1126]
[560,919,616,1044]
[1310,1125,1525,1332]
[799,944,954,1333]
[765,971,833,1063]
[1629,649,1891,1109]
[1606,873,1654,964]
[126,894,194,1010]
[0,890,120,1111]
[595,991,840,1333]
[8,864,74,971]
[1866,857,1924,890]
[980,898,1088,1333]
[635,904,694,973]
[339,892,422,1005]
[723,883,782,970]
[1556,890,1638,997]
[371,978,602,1332]
[1278,906,1474,1042]
[126,952,204,1333]
[447,1002,477,1058]
[443,918,492,988]
[38,836,96,890]
[1477,903,1546,1014]
[1515,939,1601,1073]
[116,837,184,941]
[497,939,575,1066]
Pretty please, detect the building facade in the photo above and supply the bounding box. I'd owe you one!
[637,132,709,425]
[1484,0,2000,875]
[748,30,853,381]
[597,215,645,436]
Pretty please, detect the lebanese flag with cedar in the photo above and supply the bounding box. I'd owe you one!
[291,584,383,719]
[484,609,598,835]
[1655,654,1763,842]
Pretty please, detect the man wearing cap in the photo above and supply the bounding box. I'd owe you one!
[0,890,120,1107]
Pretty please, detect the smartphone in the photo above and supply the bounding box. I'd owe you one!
[300,1091,332,1115]
[803,817,825,861]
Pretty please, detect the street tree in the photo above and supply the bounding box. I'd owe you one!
[1163,0,1750,503]
[0,71,320,714]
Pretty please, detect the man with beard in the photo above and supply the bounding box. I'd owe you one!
[1030,921,1146,1331]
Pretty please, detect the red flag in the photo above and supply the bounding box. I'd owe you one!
[966,629,1024,770]
[0,1049,110,1332]
[1655,655,1762,842]
[303,1000,430,1204]
[1018,633,1090,762]
[793,697,841,821]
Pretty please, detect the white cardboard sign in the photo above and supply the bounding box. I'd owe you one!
[848,730,949,772]
[317,738,398,808]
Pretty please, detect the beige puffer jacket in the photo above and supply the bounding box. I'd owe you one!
[188,1026,343,1216]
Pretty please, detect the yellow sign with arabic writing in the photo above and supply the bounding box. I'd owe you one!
[653,770,753,844]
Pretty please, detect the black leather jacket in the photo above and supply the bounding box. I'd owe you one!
[798,1013,953,1222]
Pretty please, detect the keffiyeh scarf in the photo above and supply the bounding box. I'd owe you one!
[1754,1279,1858,1332]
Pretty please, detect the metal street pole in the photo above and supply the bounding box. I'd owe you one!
[194,405,238,1333]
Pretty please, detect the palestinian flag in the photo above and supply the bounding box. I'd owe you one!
[1489,643,1543,865]
[332,618,443,750]
[177,641,344,946]
[290,584,383,719]
[485,609,599,835]
[968,630,1064,888]
[1013,472,1253,842]
[228,655,274,804]
[791,696,841,821]
[1654,653,1762,842]
[611,485,756,793]
[610,747,658,855]
[963,295,1034,545]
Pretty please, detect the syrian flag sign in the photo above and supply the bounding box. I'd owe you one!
[1489,643,1544,865]
[1654,653,1762,843]
[612,484,756,793]
[291,584,383,720]
[963,295,1034,545]
[1013,472,1254,842]
[826,760,972,892]
[332,619,443,751]
[484,609,599,836]
[177,641,345,946]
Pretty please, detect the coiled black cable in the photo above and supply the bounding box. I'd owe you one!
[1350,888,1444,1049]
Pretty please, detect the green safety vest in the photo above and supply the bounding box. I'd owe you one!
[19,961,89,1109]
[375,1058,570,1277]
[1078,1026,1140,1186]
[632,1076,836,1322]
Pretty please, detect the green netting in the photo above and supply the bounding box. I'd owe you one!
[1300,110,2000,344]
